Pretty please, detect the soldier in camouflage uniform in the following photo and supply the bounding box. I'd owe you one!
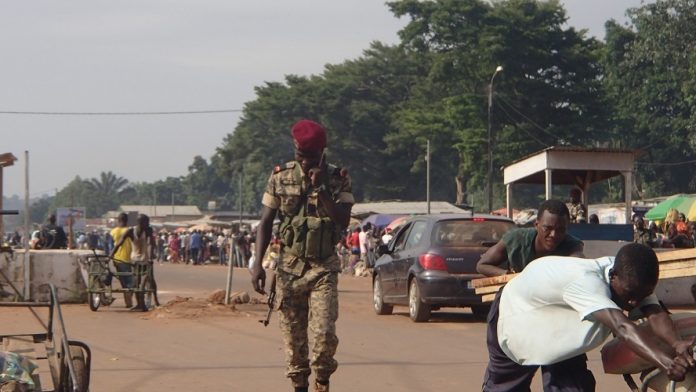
[567,188,587,224]
[252,119,354,392]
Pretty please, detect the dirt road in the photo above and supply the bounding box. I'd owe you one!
[3,263,632,391]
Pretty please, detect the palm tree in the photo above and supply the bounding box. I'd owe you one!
[84,172,130,216]
[85,171,129,196]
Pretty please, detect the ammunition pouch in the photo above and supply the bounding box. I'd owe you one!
[280,216,337,260]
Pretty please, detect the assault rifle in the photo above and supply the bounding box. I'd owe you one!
[259,272,276,327]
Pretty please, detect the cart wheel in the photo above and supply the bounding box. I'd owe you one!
[88,292,101,312]
[143,277,154,310]
[67,346,88,392]
[87,276,102,312]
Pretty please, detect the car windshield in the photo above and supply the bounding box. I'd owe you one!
[432,219,514,247]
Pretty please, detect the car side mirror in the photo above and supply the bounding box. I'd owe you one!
[377,244,390,257]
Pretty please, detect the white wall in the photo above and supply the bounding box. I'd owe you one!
[0,249,93,303]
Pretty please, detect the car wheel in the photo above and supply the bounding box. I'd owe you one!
[373,276,393,315]
[408,279,430,322]
[471,304,491,320]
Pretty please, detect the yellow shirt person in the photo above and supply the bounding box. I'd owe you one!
[110,226,132,264]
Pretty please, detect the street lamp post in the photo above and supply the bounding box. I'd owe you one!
[487,65,503,213]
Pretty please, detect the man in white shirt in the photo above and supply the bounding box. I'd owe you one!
[359,224,368,262]
[381,227,393,245]
[482,243,695,391]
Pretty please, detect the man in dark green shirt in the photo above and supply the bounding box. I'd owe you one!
[477,199,584,276]
[478,199,588,391]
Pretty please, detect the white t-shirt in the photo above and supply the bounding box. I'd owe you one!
[498,256,659,366]
[381,233,393,245]
[359,231,367,254]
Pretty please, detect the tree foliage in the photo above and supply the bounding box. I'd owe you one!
[602,0,696,196]
[28,0,696,222]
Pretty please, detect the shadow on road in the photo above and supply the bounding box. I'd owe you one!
[392,311,485,324]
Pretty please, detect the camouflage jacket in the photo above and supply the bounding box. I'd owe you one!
[261,161,354,276]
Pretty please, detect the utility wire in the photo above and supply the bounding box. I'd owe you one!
[495,102,550,147]
[0,109,242,116]
[496,96,563,142]
[636,159,696,167]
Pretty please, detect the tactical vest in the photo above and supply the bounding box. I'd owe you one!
[278,163,340,260]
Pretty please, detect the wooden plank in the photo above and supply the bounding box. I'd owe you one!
[481,293,498,303]
[471,273,518,288]
[660,260,696,271]
[475,284,505,295]
[657,248,696,263]
[660,266,696,280]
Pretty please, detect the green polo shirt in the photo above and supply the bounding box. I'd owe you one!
[502,227,583,273]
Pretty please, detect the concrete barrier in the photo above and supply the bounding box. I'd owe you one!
[0,249,93,303]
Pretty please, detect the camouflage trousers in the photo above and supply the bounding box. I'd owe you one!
[277,267,339,388]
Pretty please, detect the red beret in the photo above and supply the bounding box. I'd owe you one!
[291,119,326,152]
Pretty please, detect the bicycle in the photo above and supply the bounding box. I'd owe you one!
[85,250,159,311]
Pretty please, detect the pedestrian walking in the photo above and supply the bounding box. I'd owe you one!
[251,119,354,392]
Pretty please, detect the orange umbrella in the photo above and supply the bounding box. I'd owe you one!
[385,216,409,232]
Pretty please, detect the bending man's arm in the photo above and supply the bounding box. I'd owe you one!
[643,304,696,357]
[476,241,509,277]
[593,308,694,381]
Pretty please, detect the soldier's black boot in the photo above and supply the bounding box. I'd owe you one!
[313,379,329,392]
[294,387,308,392]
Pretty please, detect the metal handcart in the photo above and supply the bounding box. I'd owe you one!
[0,284,91,391]
[84,250,157,311]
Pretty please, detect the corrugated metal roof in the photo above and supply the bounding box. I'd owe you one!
[119,205,202,217]
[504,146,639,168]
[351,201,467,217]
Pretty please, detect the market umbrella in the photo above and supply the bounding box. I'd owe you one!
[361,214,403,228]
[385,216,410,232]
[644,194,696,221]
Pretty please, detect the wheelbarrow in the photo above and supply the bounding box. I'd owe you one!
[602,312,696,392]
[0,284,91,391]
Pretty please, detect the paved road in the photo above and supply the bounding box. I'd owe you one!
[3,263,633,391]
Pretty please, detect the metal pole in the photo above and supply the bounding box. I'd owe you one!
[23,151,30,300]
[224,239,234,305]
[171,192,174,221]
[239,171,243,229]
[487,66,503,213]
[426,140,431,214]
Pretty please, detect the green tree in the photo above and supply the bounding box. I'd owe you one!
[83,171,130,216]
[388,0,608,209]
[602,0,696,197]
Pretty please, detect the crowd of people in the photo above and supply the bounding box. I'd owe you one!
[633,208,696,249]
[336,222,393,273]
[5,213,258,268]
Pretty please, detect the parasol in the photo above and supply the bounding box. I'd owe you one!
[644,194,696,221]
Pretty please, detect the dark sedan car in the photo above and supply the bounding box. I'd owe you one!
[372,213,516,322]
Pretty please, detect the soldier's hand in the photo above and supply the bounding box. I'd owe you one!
[308,168,324,187]
[251,267,266,295]
[308,152,327,187]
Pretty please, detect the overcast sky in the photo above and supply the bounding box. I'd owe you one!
[1,0,648,198]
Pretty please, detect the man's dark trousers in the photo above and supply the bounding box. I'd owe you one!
[481,290,596,392]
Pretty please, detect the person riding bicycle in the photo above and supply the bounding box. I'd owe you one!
[111,214,156,312]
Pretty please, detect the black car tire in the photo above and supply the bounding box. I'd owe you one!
[408,279,431,322]
[471,304,491,319]
[373,276,393,315]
